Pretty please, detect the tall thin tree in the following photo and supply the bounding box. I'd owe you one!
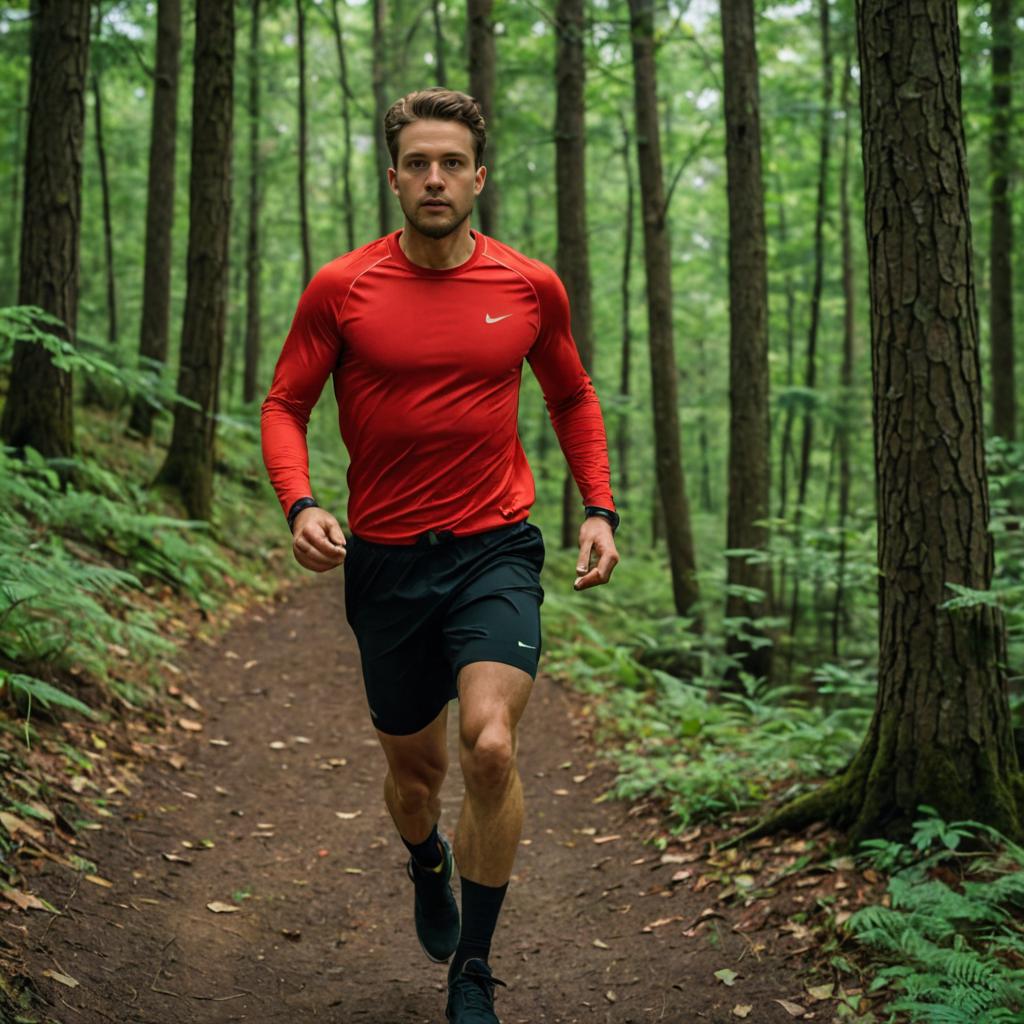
[616,114,634,500]
[468,0,498,235]
[128,0,182,439]
[555,0,595,549]
[296,0,312,285]
[243,0,262,405]
[990,0,1016,440]
[328,0,356,252]
[155,0,234,520]
[721,0,772,678]
[373,0,393,236]
[627,0,700,616]
[1,0,91,458]
[431,0,447,86]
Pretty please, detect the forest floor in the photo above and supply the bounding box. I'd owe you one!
[6,573,871,1024]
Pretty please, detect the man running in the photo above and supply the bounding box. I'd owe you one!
[261,87,619,1024]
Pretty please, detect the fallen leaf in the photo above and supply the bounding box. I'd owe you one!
[807,983,834,1001]
[593,939,610,949]
[4,888,47,911]
[553,788,569,796]
[0,812,45,843]
[167,754,186,770]
[209,739,230,747]
[732,1006,752,1019]
[336,811,362,820]
[714,968,739,987]
[207,901,240,913]
[177,718,203,732]
[181,694,202,713]
[244,660,259,670]
[269,741,286,750]
[42,969,79,988]
[593,834,621,845]
[344,867,364,875]
[774,999,806,1017]
[661,851,701,865]
[162,853,192,865]
[225,650,240,660]
[69,775,89,793]
[85,875,113,888]
[642,915,683,932]
[671,869,692,883]
[605,991,617,1004]
[281,928,301,940]
[293,736,312,744]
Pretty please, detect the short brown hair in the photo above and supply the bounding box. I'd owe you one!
[384,88,487,168]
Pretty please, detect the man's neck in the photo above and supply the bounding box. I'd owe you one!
[398,223,476,270]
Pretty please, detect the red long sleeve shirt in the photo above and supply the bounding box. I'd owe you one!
[261,230,615,544]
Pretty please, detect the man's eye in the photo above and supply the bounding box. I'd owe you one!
[445,160,461,169]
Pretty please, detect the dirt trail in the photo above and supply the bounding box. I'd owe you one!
[19,575,814,1024]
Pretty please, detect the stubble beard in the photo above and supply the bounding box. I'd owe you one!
[404,200,473,240]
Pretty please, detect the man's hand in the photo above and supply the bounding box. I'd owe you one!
[292,506,346,572]
[573,517,619,591]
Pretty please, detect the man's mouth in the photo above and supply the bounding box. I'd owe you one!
[421,199,450,208]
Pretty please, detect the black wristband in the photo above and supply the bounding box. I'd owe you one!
[287,496,319,532]
[584,506,620,534]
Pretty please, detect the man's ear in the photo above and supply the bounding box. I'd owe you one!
[387,166,399,196]
[474,164,487,196]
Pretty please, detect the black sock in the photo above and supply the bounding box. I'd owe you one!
[450,877,508,978]
[402,824,444,872]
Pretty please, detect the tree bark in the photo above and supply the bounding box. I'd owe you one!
[432,0,447,86]
[617,115,634,500]
[467,0,498,236]
[128,0,181,438]
[373,0,393,236]
[1,0,91,459]
[329,0,356,252]
[5,101,22,306]
[554,0,594,549]
[92,5,117,351]
[989,0,1015,440]
[832,39,856,657]
[721,0,772,678]
[243,0,262,405]
[628,0,700,616]
[155,0,234,521]
[296,0,312,285]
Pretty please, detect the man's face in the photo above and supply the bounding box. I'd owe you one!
[387,119,486,239]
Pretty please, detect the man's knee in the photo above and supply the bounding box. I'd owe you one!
[460,724,516,795]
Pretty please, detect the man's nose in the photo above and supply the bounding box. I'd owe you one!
[425,162,445,188]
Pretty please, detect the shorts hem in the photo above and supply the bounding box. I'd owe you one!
[452,651,540,681]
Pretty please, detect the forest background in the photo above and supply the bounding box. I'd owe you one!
[1,0,1024,1021]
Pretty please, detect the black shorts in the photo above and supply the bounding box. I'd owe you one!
[343,520,545,736]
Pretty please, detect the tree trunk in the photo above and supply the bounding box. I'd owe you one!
[155,0,234,521]
[794,0,833,515]
[329,0,356,252]
[432,0,447,86]
[616,115,634,501]
[128,0,181,439]
[373,0,393,237]
[832,39,856,658]
[554,0,594,550]
[738,0,1024,851]
[989,0,1015,441]
[82,2,117,411]
[296,0,312,285]
[243,0,262,405]
[1,0,90,459]
[721,0,772,679]
[467,0,498,236]
[696,334,713,513]
[628,0,700,616]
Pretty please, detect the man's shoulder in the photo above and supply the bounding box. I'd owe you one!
[480,234,559,291]
[310,235,394,295]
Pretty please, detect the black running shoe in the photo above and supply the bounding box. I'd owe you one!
[446,958,507,1023]
[406,832,460,963]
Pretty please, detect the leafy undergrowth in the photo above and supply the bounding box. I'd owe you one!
[0,366,300,1018]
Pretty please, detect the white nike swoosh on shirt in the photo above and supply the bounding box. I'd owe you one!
[485,313,512,324]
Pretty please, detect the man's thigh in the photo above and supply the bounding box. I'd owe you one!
[457,661,534,747]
